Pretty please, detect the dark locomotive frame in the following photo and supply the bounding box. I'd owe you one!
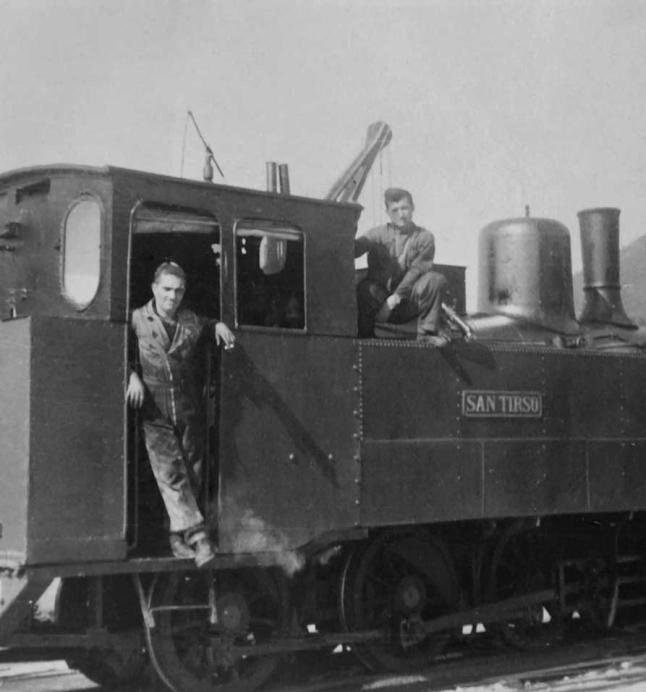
[1,153,646,690]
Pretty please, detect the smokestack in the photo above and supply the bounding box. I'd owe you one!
[278,164,290,194]
[266,162,278,192]
[577,207,635,328]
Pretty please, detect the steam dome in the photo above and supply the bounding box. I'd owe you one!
[478,216,580,334]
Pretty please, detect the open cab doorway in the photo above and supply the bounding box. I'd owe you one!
[126,203,222,556]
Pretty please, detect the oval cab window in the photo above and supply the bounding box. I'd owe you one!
[62,198,102,308]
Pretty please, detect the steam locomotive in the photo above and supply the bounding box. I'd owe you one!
[1,123,646,691]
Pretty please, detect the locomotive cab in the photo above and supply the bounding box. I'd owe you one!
[0,164,365,571]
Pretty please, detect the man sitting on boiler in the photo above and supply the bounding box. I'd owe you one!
[355,187,449,344]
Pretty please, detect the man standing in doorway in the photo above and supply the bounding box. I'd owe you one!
[127,262,235,567]
[355,187,449,344]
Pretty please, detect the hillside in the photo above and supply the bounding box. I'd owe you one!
[572,235,646,326]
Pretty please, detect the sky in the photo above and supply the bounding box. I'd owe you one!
[1,0,646,307]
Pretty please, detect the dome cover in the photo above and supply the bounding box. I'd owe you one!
[478,216,580,334]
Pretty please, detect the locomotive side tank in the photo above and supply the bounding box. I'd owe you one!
[360,335,646,525]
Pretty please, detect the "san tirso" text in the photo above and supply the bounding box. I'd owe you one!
[461,390,542,418]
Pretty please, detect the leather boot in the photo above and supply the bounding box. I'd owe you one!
[169,532,195,559]
[193,536,217,568]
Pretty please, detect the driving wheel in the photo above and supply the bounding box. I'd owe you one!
[486,526,562,650]
[146,568,288,692]
[339,531,460,672]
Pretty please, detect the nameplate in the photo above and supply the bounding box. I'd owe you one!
[462,390,543,418]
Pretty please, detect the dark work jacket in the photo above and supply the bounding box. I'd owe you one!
[131,300,208,400]
[354,223,436,300]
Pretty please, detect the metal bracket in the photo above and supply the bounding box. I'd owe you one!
[6,288,28,319]
[132,573,156,629]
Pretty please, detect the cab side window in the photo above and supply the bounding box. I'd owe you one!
[235,222,305,330]
[62,196,102,309]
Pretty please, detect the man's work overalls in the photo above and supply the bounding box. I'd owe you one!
[131,300,207,538]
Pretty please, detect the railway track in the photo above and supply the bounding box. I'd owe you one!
[4,629,646,691]
[0,660,94,691]
[269,627,646,691]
